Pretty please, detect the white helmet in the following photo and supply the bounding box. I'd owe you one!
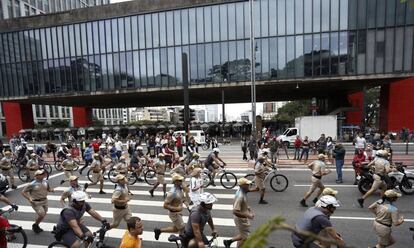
[61,143,67,146]
[262,148,270,154]
[199,192,217,204]
[99,145,106,149]
[27,147,34,151]
[213,148,220,153]
[71,191,88,202]
[136,146,143,151]
[316,195,341,208]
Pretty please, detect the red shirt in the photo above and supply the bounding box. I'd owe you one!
[294,139,302,148]
[0,217,10,248]
[176,136,182,147]
[92,142,100,152]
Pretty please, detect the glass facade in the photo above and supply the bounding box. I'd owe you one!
[0,0,413,98]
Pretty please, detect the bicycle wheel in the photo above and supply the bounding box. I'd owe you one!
[244,174,256,190]
[270,174,289,192]
[144,169,157,185]
[6,224,28,248]
[108,168,118,183]
[17,168,30,182]
[127,172,137,185]
[220,172,237,189]
[202,144,209,151]
[47,241,69,248]
[42,163,53,174]
[54,161,63,171]
[202,171,211,188]
[87,169,94,182]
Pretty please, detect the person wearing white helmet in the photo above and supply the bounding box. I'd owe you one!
[292,195,345,248]
[57,143,69,160]
[357,150,392,208]
[55,190,108,248]
[26,153,40,180]
[181,192,218,248]
[0,150,17,189]
[60,153,76,185]
[203,148,227,186]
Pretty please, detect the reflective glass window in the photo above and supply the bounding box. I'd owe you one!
[160,48,168,86]
[167,47,175,84]
[261,39,269,80]
[277,37,286,78]
[57,27,64,58]
[396,0,406,25]
[261,0,269,37]
[46,28,53,59]
[295,0,303,34]
[100,54,107,89]
[220,5,228,40]
[197,8,205,43]
[357,0,367,28]
[236,3,244,39]
[321,0,330,32]
[212,42,221,82]
[254,39,262,78]
[313,0,321,32]
[304,34,312,76]
[99,21,106,53]
[86,23,94,55]
[189,44,198,83]
[386,0,395,27]
[197,44,206,83]
[286,0,294,35]
[132,51,140,87]
[375,29,385,73]
[407,2,414,24]
[295,35,304,77]
[221,42,228,81]
[253,1,260,37]
[138,15,145,49]
[131,16,139,50]
[174,11,182,45]
[366,30,375,74]
[112,19,119,52]
[330,0,339,31]
[321,33,329,75]
[152,14,160,47]
[159,12,167,47]
[140,50,147,86]
[120,52,128,88]
[124,17,132,51]
[339,0,348,30]
[236,40,246,81]
[189,9,197,44]
[367,0,376,28]
[385,28,394,73]
[119,18,125,51]
[167,12,174,46]
[74,25,82,57]
[269,38,277,78]
[348,0,357,29]
[147,49,155,86]
[313,33,321,76]
[268,0,277,36]
[105,20,112,52]
[205,43,213,83]
[277,0,286,35]
[212,6,220,41]
[40,29,47,62]
[376,0,386,27]
[330,32,339,75]
[404,27,413,71]
[304,0,312,33]
[175,47,182,84]
[107,54,114,89]
[244,2,251,38]
[394,27,404,71]
[153,49,160,86]
[347,31,357,74]
[145,15,152,48]
[181,10,189,45]
[80,24,88,56]
[357,30,366,74]
[286,36,295,77]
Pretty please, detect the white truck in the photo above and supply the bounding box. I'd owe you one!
[277,115,338,146]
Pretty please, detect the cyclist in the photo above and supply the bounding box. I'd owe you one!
[110,175,132,229]
[204,148,226,187]
[60,175,87,207]
[57,143,69,160]
[292,195,345,248]
[181,192,218,248]
[119,217,143,248]
[0,151,17,189]
[129,146,147,182]
[149,154,167,198]
[88,153,106,194]
[55,191,108,248]
[251,156,269,204]
[357,150,392,208]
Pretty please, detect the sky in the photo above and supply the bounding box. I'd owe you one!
[109,0,264,121]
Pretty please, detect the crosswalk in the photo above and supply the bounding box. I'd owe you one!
[4,168,254,248]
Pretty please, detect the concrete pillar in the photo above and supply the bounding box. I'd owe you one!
[3,102,34,138]
[72,107,92,127]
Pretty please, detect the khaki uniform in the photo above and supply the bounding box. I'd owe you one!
[26,158,39,179]
[233,189,251,239]
[171,164,186,178]
[165,185,186,232]
[154,159,166,184]
[61,185,83,204]
[369,201,401,246]
[90,159,103,183]
[116,162,128,175]
[370,158,390,190]
[254,161,266,190]
[22,179,50,216]
[187,159,202,174]
[62,159,76,181]
[0,156,14,185]
[111,184,132,228]
[308,160,326,193]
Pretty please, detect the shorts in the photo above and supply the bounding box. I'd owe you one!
[112,206,132,228]
[31,200,48,216]
[64,170,73,180]
[373,221,393,246]
[309,176,324,193]
[156,174,165,184]
[165,156,172,164]
[169,211,185,232]
[254,176,265,190]
[372,174,387,191]
[62,223,90,247]
[206,164,218,172]
[181,232,209,247]
[130,163,140,169]
[91,172,103,183]
[234,217,250,239]
[2,169,13,178]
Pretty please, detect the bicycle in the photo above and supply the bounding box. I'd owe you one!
[203,164,238,189]
[0,207,28,248]
[17,166,50,182]
[48,222,114,248]
[244,164,289,192]
[168,233,218,248]
[107,168,138,185]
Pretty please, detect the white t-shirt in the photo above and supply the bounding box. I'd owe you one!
[355,137,366,149]
[115,141,123,151]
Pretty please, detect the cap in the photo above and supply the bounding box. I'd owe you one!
[61,143,67,146]
[99,145,106,149]
[171,173,184,182]
[199,192,217,204]
[318,153,328,160]
[66,153,72,157]
[258,156,266,162]
[116,174,126,182]
[238,177,252,186]
[192,153,200,158]
[179,157,185,162]
[384,189,402,198]
[27,147,34,150]
[4,151,11,155]
[69,175,79,181]
[119,156,126,160]
[322,187,338,196]
[377,150,388,157]
[93,153,100,158]
[30,153,37,158]
[316,195,341,208]
[34,170,46,176]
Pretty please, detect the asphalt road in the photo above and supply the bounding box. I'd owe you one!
[2,144,414,248]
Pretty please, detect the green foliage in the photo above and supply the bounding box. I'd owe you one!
[365,86,380,127]
[272,100,312,125]
[401,0,414,8]
[241,216,286,248]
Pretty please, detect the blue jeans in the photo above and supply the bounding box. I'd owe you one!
[335,159,344,181]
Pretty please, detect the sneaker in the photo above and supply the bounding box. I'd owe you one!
[149,189,154,197]
[154,228,161,240]
[300,199,308,207]
[259,200,268,204]
[99,190,106,194]
[11,185,17,189]
[32,224,43,233]
[84,183,89,190]
[357,198,364,208]
[336,180,343,184]
[210,182,216,187]
[223,239,232,248]
[60,180,65,185]
[312,197,318,204]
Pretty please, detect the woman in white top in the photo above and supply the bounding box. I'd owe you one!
[189,167,203,207]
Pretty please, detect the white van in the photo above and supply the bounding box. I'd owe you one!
[173,130,206,144]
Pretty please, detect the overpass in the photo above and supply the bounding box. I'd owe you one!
[0,0,413,136]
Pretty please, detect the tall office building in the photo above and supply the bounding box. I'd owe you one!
[262,102,288,120]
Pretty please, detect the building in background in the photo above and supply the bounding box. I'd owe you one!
[262,102,288,120]
[206,105,218,122]
[241,111,251,122]
[142,108,170,122]
[93,108,127,125]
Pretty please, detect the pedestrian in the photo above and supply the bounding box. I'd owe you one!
[326,136,334,163]
[368,190,404,248]
[251,156,268,204]
[247,136,257,160]
[354,132,367,154]
[88,153,106,194]
[119,217,143,248]
[149,154,167,198]
[60,153,76,185]
[189,168,203,206]
[352,149,367,185]
[110,174,132,229]
[59,175,86,207]
[293,136,302,160]
[21,169,54,233]
[269,137,278,164]
[176,133,183,157]
[80,137,87,160]
[223,177,255,248]
[79,144,93,175]
[241,137,248,161]
[185,137,196,164]
[292,195,345,248]
[0,151,17,189]
[300,154,331,207]
[154,173,188,240]
[333,143,346,184]
[299,136,310,163]
[316,134,327,154]
[115,139,123,159]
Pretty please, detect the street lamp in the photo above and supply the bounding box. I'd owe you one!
[249,0,257,139]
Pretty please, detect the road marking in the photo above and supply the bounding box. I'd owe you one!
[332,216,414,222]
[294,184,357,188]
[11,220,236,247]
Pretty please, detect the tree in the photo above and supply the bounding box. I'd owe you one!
[402,0,414,8]
[364,86,380,128]
[272,100,312,125]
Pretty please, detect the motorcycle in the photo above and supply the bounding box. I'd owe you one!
[358,162,414,195]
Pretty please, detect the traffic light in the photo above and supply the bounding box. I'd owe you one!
[189,108,196,122]
[179,109,185,122]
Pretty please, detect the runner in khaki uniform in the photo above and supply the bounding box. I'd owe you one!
[154,173,188,240]
[0,151,17,189]
[368,190,404,248]
[60,175,87,207]
[300,154,331,207]
[149,154,166,198]
[88,153,106,194]
[223,177,255,248]
[60,153,76,185]
[110,174,132,229]
[26,153,40,180]
[21,169,54,233]
[115,156,128,175]
[251,156,269,204]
